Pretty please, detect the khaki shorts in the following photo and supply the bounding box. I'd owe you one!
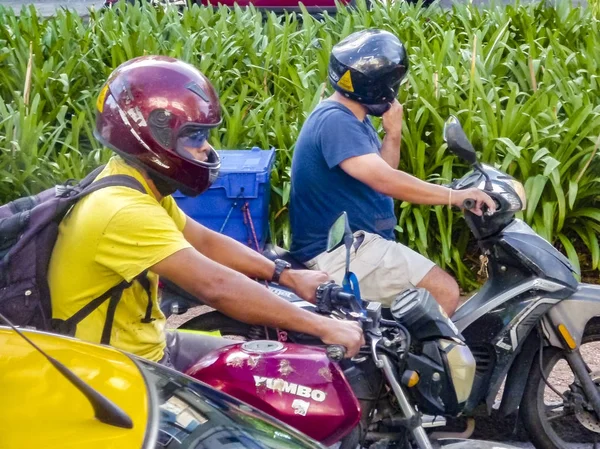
[305,231,436,307]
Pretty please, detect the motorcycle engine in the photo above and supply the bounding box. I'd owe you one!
[391,288,476,416]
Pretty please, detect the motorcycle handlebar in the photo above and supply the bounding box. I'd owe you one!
[463,198,499,216]
[333,290,356,304]
[315,282,362,314]
[463,198,476,210]
[326,344,347,362]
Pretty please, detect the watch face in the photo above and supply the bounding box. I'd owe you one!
[273,259,291,283]
[275,259,291,270]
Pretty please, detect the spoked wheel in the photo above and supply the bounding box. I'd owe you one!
[521,322,600,449]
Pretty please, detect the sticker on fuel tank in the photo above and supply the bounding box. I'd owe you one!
[292,399,310,416]
[278,360,295,376]
[254,376,327,402]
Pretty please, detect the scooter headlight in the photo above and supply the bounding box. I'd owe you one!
[405,339,476,415]
[504,179,527,211]
[439,339,476,404]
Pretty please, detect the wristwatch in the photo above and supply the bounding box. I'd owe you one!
[272,259,292,284]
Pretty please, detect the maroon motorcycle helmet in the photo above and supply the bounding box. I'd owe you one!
[95,55,222,197]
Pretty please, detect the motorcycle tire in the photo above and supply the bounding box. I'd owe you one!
[520,321,600,449]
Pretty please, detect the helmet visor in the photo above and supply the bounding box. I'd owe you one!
[175,125,219,166]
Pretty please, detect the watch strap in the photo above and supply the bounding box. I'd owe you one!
[272,259,291,284]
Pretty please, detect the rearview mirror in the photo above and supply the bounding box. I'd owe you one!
[443,116,478,165]
[326,211,354,281]
[326,212,352,253]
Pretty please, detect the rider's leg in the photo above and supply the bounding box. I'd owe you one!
[160,330,235,372]
[306,231,459,315]
[415,266,460,316]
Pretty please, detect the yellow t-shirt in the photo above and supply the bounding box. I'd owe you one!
[48,156,191,361]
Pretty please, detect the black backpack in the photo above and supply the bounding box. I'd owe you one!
[0,166,148,343]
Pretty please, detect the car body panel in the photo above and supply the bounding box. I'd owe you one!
[0,327,148,449]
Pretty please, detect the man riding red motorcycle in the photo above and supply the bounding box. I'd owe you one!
[47,55,364,372]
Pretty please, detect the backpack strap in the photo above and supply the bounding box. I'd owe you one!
[101,271,153,344]
[75,174,147,198]
[101,289,123,345]
[53,270,149,345]
[50,173,148,343]
[79,165,106,188]
[138,274,155,324]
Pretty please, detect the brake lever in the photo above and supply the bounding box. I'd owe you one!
[366,328,384,368]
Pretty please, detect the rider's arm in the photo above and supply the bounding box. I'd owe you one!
[339,153,496,212]
[379,100,403,169]
[151,247,364,357]
[183,218,278,281]
[380,133,401,169]
[182,219,327,302]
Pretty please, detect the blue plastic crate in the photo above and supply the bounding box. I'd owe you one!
[173,147,276,250]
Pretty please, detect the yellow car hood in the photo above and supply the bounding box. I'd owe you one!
[0,327,148,449]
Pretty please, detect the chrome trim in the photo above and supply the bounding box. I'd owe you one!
[454,278,565,332]
[422,415,447,428]
[508,297,559,350]
[503,218,541,236]
[380,355,433,449]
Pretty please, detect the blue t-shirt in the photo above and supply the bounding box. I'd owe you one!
[290,101,396,263]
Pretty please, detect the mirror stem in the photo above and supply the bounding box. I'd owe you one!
[474,162,493,191]
[344,234,353,278]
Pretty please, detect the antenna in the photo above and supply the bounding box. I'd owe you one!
[0,312,133,429]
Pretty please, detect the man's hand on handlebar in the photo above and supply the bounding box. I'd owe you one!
[452,188,496,216]
[279,268,330,303]
[319,319,365,358]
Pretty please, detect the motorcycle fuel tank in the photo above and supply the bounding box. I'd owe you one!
[186,340,361,445]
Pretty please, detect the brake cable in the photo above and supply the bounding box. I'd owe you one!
[537,323,568,402]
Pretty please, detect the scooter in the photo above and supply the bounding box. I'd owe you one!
[168,116,600,449]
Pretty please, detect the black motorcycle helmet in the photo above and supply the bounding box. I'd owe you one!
[328,29,409,116]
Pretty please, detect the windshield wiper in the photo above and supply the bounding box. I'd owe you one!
[0,312,133,429]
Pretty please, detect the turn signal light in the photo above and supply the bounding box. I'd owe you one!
[401,370,420,387]
[558,324,577,350]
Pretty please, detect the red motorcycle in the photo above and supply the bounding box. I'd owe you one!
[176,213,508,449]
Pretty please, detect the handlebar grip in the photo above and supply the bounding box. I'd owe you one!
[335,291,356,303]
[463,199,476,210]
[326,345,346,362]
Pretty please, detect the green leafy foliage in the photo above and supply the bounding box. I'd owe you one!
[0,0,599,287]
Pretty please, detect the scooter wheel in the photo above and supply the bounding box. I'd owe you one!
[521,321,600,449]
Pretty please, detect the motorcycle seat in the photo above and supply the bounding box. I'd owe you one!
[262,244,306,270]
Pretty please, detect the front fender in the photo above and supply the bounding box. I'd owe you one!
[497,329,540,416]
[542,283,600,348]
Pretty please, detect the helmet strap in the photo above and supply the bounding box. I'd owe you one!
[364,103,392,117]
[146,170,178,197]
